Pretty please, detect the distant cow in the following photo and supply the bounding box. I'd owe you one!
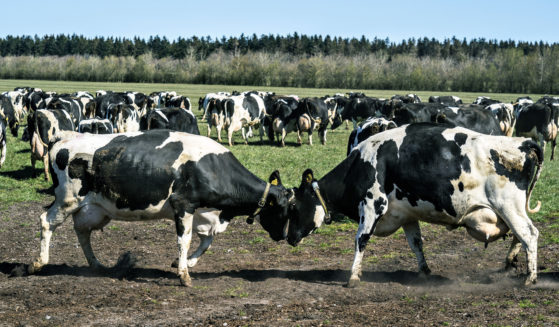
[429,95,462,106]
[26,109,74,180]
[28,130,292,287]
[0,95,20,136]
[78,119,113,134]
[223,93,267,146]
[269,97,300,146]
[0,116,6,168]
[286,123,543,287]
[485,103,516,136]
[295,97,331,145]
[473,96,501,106]
[516,101,559,160]
[346,117,397,155]
[142,107,200,135]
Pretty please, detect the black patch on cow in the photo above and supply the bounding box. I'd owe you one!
[454,133,467,146]
[243,96,262,121]
[55,149,69,171]
[90,131,181,210]
[366,191,373,199]
[68,157,91,196]
[458,182,464,192]
[374,197,387,216]
[375,140,398,195]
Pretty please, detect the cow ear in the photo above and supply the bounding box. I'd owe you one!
[269,170,282,186]
[301,168,314,185]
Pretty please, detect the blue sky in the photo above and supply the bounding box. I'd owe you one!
[1,0,557,43]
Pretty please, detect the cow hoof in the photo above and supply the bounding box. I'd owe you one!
[187,258,198,268]
[345,278,360,288]
[525,275,537,286]
[28,261,43,274]
[420,267,432,276]
[180,275,192,287]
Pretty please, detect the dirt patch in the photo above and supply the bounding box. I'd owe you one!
[1,200,558,326]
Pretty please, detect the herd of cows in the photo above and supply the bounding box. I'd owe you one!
[0,86,557,288]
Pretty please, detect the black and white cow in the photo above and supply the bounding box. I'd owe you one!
[28,130,292,286]
[2,90,27,120]
[428,95,463,106]
[223,93,267,146]
[0,115,6,168]
[485,103,516,136]
[436,105,504,135]
[0,94,20,136]
[285,123,543,287]
[516,101,559,160]
[26,109,74,180]
[391,94,421,104]
[294,97,331,145]
[112,104,140,133]
[78,118,113,134]
[166,95,191,111]
[124,91,149,115]
[47,96,84,128]
[473,96,501,106]
[142,107,200,135]
[93,92,128,119]
[346,117,397,155]
[269,97,300,146]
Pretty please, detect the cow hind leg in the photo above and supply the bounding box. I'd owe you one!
[187,234,214,268]
[347,193,388,288]
[403,221,431,275]
[172,205,194,287]
[43,154,50,181]
[505,235,522,271]
[29,202,77,274]
[72,205,111,269]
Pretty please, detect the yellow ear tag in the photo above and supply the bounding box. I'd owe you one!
[269,200,274,206]
[270,179,278,186]
[306,174,313,183]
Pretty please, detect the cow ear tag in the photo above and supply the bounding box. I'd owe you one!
[305,174,313,183]
[270,178,278,186]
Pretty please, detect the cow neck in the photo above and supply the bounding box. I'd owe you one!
[316,155,357,218]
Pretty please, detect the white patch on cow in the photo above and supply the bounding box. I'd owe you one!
[446,106,460,114]
[154,132,229,168]
[313,205,325,229]
[155,110,169,122]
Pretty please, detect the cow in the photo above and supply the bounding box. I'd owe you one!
[26,109,74,181]
[269,97,300,146]
[392,103,447,126]
[429,95,463,106]
[124,91,149,115]
[142,107,200,135]
[166,96,191,110]
[284,123,543,287]
[0,94,20,136]
[27,130,292,287]
[294,97,332,145]
[223,93,267,146]
[436,105,504,135]
[473,96,501,106]
[92,92,127,119]
[485,103,516,136]
[346,117,397,155]
[0,115,6,168]
[516,101,559,160]
[391,94,421,104]
[78,118,113,134]
[47,96,84,128]
[2,90,27,120]
[112,104,140,133]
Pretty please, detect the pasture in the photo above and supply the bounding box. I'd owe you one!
[0,79,558,326]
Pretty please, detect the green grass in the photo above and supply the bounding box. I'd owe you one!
[1,79,558,246]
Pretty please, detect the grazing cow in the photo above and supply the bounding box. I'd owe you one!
[28,130,292,286]
[223,94,267,146]
[295,97,331,145]
[516,102,559,160]
[78,119,113,134]
[0,116,6,168]
[166,96,191,110]
[391,94,421,104]
[346,117,397,155]
[2,90,27,120]
[0,95,20,136]
[485,103,516,136]
[143,107,200,135]
[285,123,543,287]
[269,97,300,146]
[26,109,74,180]
[429,95,463,106]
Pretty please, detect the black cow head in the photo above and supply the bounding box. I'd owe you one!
[284,169,326,246]
[255,170,293,242]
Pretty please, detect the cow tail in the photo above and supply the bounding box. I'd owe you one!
[526,142,544,214]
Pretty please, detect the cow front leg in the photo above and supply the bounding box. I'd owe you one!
[227,128,234,146]
[347,194,388,288]
[241,127,248,145]
[0,139,6,168]
[206,124,212,138]
[308,132,313,146]
[550,139,556,161]
[29,203,76,274]
[403,221,431,275]
[281,128,287,147]
[175,211,194,286]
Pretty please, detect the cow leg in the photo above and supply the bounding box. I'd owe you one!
[352,119,357,130]
[73,205,110,269]
[501,210,539,285]
[29,202,77,273]
[308,132,313,146]
[319,127,327,145]
[258,124,264,144]
[241,127,248,145]
[403,221,431,275]
[0,139,6,168]
[281,128,286,147]
[206,124,212,138]
[296,129,302,145]
[174,210,194,286]
[227,127,234,146]
[43,154,50,181]
[505,235,521,271]
[187,234,214,268]
[347,193,388,288]
[31,155,37,177]
[550,138,556,161]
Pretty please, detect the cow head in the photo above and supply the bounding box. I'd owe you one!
[284,169,328,246]
[253,170,294,242]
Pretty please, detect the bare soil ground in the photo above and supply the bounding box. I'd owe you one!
[1,200,558,326]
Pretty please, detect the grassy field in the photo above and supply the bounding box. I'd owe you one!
[0,79,557,244]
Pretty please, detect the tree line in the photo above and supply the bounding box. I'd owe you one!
[0,34,556,60]
[0,34,557,94]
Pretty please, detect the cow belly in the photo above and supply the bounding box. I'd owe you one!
[81,193,175,222]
